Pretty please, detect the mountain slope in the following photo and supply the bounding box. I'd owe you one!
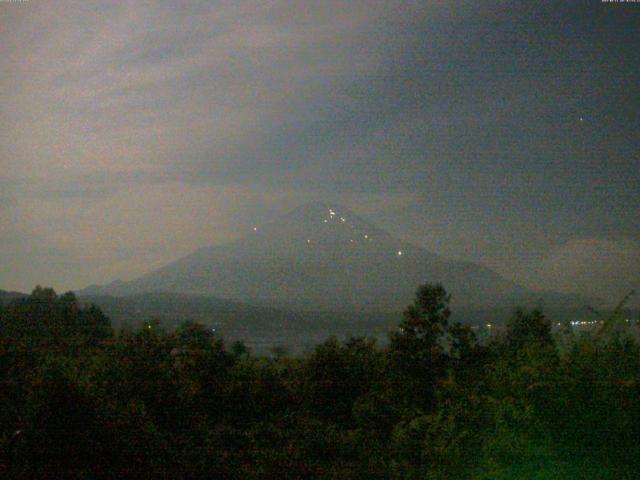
[0,289,27,306]
[79,202,576,310]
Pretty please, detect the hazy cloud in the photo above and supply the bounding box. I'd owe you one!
[0,1,638,293]
[533,238,640,304]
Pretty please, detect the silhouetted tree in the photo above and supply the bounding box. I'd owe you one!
[505,308,552,350]
[388,284,452,410]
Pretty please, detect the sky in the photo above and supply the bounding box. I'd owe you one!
[1,0,638,301]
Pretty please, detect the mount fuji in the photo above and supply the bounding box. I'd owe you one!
[80,202,581,312]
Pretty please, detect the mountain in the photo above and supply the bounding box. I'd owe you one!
[78,202,583,311]
[0,289,27,306]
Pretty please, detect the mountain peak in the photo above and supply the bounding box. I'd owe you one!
[282,201,354,220]
[272,202,381,235]
[79,202,566,311]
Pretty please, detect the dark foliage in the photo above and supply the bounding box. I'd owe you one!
[1,285,639,478]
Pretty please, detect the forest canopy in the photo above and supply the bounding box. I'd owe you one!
[1,284,639,479]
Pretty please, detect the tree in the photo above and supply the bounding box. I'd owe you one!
[303,336,382,423]
[389,283,452,411]
[393,283,451,346]
[0,288,112,350]
[505,308,552,350]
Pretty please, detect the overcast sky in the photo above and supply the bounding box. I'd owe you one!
[1,1,638,300]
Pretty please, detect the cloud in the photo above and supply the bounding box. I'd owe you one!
[534,238,640,303]
[0,1,637,293]
[4,1,514,200]
[0,195,16,209]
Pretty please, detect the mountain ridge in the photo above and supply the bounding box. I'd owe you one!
[77,202,585,311]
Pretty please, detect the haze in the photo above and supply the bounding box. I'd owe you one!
[1,1,638,300]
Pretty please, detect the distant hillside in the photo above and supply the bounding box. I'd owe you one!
[4,287,629,354]
[82,291,613,354]
[79,292,306,331]
[0,289,27,306]
[78,291,404,353]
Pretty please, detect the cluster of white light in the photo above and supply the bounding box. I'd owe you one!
[558,320,636,328]
[314,208,403,257]
[323,208,347,225]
